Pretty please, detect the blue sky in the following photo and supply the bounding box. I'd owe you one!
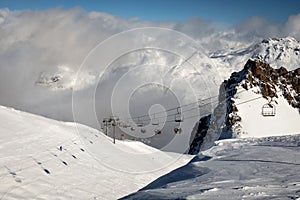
[0,0,300,24]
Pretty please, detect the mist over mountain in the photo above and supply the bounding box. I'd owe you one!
[1,8,300,123]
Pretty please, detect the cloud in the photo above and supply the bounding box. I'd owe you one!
[0,7,299,151]
[0,8,174,118]
[283,13,300,39]
[235,16,280,38]
[234,14,300,41]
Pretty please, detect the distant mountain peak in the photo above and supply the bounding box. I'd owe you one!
[251,36,300,69]
[261,36,299,44]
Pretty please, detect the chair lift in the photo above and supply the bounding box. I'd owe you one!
[137,117,143,127]
[151,114,161,134]
[175,107,184,122]
[118,121,123,127]
[110,116,120,121]
[141,128,146,133]
[152,114,159,126]
[122,122,130,128]
[155,129,161,135]
[174,123,182,134]
[262,101,276,117]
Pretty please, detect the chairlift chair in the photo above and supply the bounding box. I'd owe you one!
[100,123,104,130]
[120,122,129,128]
[174,124,182,134]
[175,107,184,122]
[174,127,182,134]
[137,122,143,127]
[154,129,161,135]
[137,118,143,127]
[262,103,276,116]
[110,116,120,121]
[152,114,159,126]
[141,128,146,133]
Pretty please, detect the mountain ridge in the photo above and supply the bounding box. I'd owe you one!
[189,57,300,154]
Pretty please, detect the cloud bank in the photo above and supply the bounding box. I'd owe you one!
[0,7,299,151]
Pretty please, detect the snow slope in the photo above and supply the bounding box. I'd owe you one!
[122,135,300,200]
[232,86,300,138]
[0,105,193,199]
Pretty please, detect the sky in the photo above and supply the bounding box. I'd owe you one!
[0,0,300,24]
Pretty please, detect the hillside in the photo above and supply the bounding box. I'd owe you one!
[0,105,192,199]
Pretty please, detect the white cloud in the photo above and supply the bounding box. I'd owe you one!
[0,7,299,142]
[234,14,300,41]
[283,13,300,39]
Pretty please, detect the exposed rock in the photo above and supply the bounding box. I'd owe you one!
[188,115,211,155]
[243,59,300,109]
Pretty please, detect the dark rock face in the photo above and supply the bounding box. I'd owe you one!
[188,115,211,155]
[243,59,300,108]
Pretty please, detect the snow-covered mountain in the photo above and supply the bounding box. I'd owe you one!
[212,37,300,80]
[30,37,300,96]
[252,37,300,69]
[36,37,300,93]
[220,59,300,138]
[0,105,192,199]
[189,36,300,153]
[189,58,300,154]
